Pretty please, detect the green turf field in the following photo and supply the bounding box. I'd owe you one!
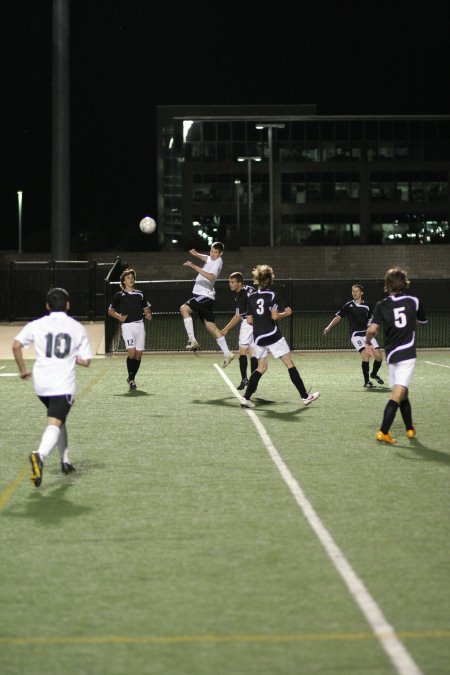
[1,351,449,675]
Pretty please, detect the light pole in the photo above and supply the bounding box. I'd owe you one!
[234,179,241,236]
[237,156,261,245]
[256,123,285,247]
[17,191,23,254]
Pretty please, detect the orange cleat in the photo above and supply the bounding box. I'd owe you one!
[406,428,416,439]
[376,431,397,444]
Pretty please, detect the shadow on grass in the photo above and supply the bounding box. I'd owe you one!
[4,484,92,524]
[395,438,450,466]
[191,396,307,419]
[113,390,152,397]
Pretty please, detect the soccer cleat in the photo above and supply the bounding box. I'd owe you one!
[376,431,397,444]
[303,391,320,406]
[406,427,416,440]
[186,339,199,351]
[222,353,235,368]
[61,461,76,475]
[240,397,255,409]
[29,451,44,488]
[370,374,384,384]
[127,377,137,390]
[364,381,374,388]
[237,377,248,391]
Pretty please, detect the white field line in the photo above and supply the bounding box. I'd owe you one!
[214,364,423,675]
[424,361,450,369]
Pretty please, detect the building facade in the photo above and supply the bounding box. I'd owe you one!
[156,105,450,249]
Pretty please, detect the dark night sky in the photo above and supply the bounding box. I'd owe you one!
[3,0,450,251]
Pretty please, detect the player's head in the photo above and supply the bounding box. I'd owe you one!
[120,268,136,290]
[352,284,364,299]
[47,287,69,312]
[384,267,410,295]
[229,272,244,291]
[210,242,224,259]
[252,264,274,289]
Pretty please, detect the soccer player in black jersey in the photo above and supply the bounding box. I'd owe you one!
[221,272,258,390]
[365,268,428,444]
[239,265,320,409]
[108,268,152,390]
[324,284,384,388]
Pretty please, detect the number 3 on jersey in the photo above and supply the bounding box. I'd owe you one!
[256,298,265,315]
[45,332,72,358]
[393,306,407,328]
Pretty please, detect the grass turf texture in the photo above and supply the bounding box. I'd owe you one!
[0,351,449,674]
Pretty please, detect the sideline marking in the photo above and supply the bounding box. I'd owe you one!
[0,367,108,512]
[424,361,450,369]
[214,364,423,675]
[0,629,449,647]
[0,373,18,377]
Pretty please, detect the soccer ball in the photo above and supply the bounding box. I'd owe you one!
[139,216,156,234]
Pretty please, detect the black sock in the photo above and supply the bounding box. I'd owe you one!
[380,399,399,434]
[400,398,413,429]
[371,360,382,377]
[127,357,134,379]
[288,366,308,399]
[362,361,370,384]
[244,370,262,399]
[250,356,258,373]
[239,355,247,380]
[133,358,141,378]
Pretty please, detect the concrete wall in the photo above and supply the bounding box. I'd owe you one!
[2,245,449,280]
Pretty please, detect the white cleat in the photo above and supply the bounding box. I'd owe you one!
[303,391,320,406]
[186,339,199,351]
[222,353,235,368]
[240,397,255,409]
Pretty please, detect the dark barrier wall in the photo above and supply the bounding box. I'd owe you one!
[105,278,450,353]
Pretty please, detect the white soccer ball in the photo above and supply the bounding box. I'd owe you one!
[139,216,156,234]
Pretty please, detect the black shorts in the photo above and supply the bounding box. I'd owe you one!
[185,295,216,323]
[39,395,74,423]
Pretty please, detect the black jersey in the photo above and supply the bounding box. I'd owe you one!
[235,284,256,319]
[337,300,372,336]
[110,289,151,323]
[247,288,285,346]
[371,294,427,364]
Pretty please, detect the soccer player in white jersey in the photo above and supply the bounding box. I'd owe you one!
[108,268,152,390]
[12,288,92,487]
[180,242,235,367]
[365,268,428,444]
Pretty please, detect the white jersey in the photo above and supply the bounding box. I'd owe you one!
[14,312,93,397]
[192,256,223,299]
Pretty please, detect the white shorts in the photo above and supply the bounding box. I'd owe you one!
[388,358,416,388]
[238,320,254,347]
[253,337,290,360]
[121,321,145,351]
[351,333,379,352]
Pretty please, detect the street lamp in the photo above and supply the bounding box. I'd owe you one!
[256,123,285,247]
[17,191,23,254]
[234,179,241,235]
[237,156,261,245]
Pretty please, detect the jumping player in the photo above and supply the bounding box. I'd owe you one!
[239,265,320,409]
[108,268,152,390]
[220,272,258,389]
[365,267,428,444]
[180,242,234,368]
[12,288,92,487]
[323,283,384,387]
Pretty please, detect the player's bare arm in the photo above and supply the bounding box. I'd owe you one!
[188,248,208,262]
[76,357,91,367]
[108,308,127,322]
[246,315,254,325]
[364,323,378,356]
[221,313,241,336]
[12,340,32,379]
[144,308,152,321]
[324,315,341,335]
[182,261,216,281]
[271,306,292,321]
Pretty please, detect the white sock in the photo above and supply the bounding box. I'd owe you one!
[216,336,231,356]
[183,317,195,341]
[56,424,70,462]
[37,425,61,459]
